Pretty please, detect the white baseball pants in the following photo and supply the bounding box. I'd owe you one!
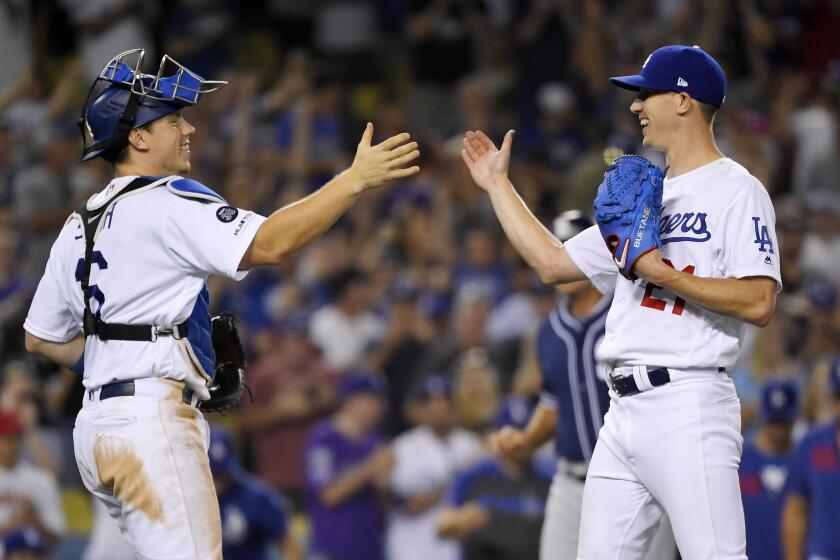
[541,461,676,559]
[578,371,746,560]
[73,378,222,560]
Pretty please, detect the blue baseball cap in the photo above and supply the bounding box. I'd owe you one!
[338,372,386,402]
[494,396,536,430]
[610,45,726,108]
[208,427,238,475]
[2,526,46,554]
[760,381,799,423]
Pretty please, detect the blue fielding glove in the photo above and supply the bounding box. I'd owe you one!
[593,155,664,279]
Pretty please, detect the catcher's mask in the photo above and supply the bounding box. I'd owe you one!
[78,49,227,163]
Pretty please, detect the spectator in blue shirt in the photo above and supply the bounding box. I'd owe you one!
[209,427,300,560]
[305,373,392,560]
[438,397,550,560]
[740,381,799,560]
[783,357,840,560]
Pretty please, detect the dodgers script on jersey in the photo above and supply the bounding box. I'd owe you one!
[565,158,781,370]
[23,175,266,395]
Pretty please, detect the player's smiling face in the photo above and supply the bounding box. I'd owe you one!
[146,111,195,175]
[630,90,675,149]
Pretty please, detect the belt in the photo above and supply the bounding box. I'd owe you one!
[96,380,196,406]
[559,459,588,482]
[609,367,671,397]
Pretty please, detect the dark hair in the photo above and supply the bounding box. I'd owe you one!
[114,122,152,165]
[699,101,718,125]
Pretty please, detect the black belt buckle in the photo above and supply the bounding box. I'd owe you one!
[609,367,671,397]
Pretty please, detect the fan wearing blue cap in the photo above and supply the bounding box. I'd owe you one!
[460,42,781,559]
[783,358,840,559]
[208,427,301,560]
[24,47,420,560]
[739,381,798,560]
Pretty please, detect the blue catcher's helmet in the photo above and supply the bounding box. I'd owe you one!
[79,49,227,162]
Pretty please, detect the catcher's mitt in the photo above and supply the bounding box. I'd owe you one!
[200,313,248,412]
[593,155,664,279]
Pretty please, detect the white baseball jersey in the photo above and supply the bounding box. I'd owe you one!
[386,426,485,560]
[24,175,266,396]
[565,158,781,370]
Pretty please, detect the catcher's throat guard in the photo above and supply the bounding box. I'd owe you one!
[79,48,227,162]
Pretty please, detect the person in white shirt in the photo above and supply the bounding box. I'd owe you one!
[386,375,485,560]
[0,411,65,544]
[22,49,419,560]
[460,45,780,559]
[309,267,386,371]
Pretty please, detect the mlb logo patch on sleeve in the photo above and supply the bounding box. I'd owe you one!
[216,206,239,223]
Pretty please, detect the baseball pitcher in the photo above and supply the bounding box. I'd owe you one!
[461,45,779,559]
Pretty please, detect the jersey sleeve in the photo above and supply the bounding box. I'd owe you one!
[23,222,81,342]
[563,225,618,295]
[536,323,558,409]
[718,184,782,292]
[785,436,811,498]
[257,488,288,540]
[163,196,266,281]
[447,468,474,507]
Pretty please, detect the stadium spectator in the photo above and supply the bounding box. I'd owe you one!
[0,411,65,543]
[437,397,549,560]
[740,381,799,560]
[209,427,301,560]
[782,358,840,560]
[386,375,485,560]
[241,314,338,506]
[305,373,391,560]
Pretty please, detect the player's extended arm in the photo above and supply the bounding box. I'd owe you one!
[489,403,557,462]
[239,123,420,269]
[461,130,586,285]
[781,493,808,560]
[635,251,776,327]
[24,332,85,370]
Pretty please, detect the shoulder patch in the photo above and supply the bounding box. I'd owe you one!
[216,206,239,223]
[168,177,227,204]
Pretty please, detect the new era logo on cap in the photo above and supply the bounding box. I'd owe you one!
[677,77,689,87]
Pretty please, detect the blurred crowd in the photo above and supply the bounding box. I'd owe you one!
[1,0,840,558]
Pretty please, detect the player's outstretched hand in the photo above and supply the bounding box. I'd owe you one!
[488,425,532,462]
[350,123,420,191]
[461,129,514,192]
